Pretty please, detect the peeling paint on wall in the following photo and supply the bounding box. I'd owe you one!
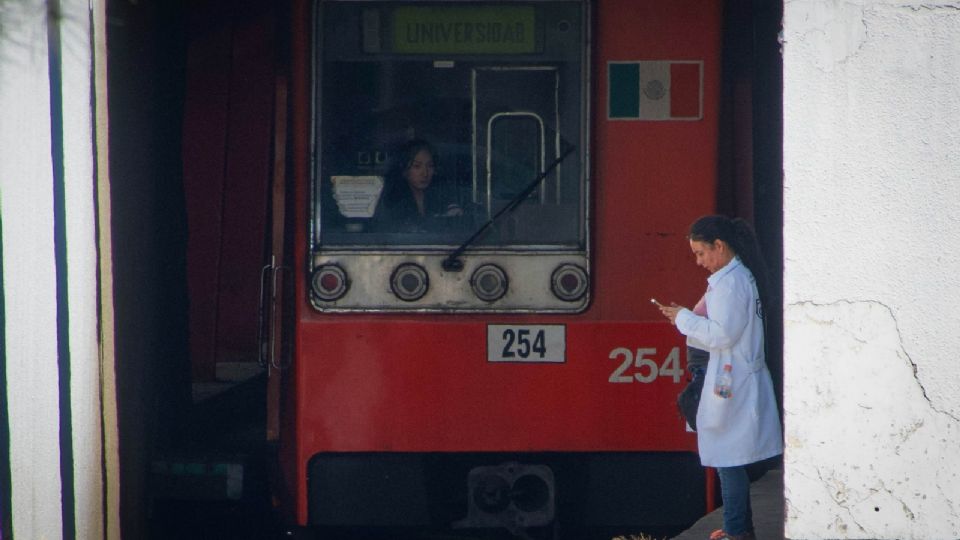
[785,3,960,534]
[784,301,960,539]
[786,1,868,72]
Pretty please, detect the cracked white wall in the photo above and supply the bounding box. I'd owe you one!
[783,1,960,539]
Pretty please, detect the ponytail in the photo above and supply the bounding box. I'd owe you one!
[689,215,771,311]
[730,218,771,311]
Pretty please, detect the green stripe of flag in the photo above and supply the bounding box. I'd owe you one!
[608,62,640,119]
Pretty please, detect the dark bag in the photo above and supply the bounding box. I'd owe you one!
[677,347,709,431]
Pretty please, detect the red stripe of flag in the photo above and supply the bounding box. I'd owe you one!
[670,62,701,119]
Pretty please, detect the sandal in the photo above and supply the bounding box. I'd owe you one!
[709,530,756,540]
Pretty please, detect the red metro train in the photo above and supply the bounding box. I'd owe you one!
[259,0,763,536]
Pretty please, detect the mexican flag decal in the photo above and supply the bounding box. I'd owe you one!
[608,61,703,121]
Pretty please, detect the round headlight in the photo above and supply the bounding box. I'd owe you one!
[311,264,348,301]
[550,264,588,302]
[390,263,429,301]
[471,264,508,302]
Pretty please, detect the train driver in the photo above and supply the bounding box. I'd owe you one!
[378,138,465,232]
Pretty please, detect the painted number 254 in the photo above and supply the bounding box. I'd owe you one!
[608,347,682,383]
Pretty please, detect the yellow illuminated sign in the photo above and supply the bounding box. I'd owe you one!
[393,6,537,54]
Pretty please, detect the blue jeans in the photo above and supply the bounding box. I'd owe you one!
[717,466,753,535]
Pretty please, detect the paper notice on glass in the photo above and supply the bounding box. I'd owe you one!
[331,176,384,218]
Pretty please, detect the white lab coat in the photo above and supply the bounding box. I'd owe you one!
[675,257,783,467]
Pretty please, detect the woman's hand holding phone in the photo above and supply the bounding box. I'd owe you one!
[652,297,683,324]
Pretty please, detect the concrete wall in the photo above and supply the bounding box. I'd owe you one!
[783,1,960,538]
[0,0,117,538]
[2,0,191,536]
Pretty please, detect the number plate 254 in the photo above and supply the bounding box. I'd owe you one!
[487,325,565,363]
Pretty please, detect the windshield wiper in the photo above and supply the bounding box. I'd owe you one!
[441,143,576,272]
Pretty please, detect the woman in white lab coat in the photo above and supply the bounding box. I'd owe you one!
[659,215,783,540]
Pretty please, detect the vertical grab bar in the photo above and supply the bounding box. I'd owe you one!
[257,256,275,368]
[269,264,288,369]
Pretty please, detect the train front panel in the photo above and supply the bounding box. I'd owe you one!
[279,0,723,534]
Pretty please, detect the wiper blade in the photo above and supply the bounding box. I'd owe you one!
[442,143,576,272]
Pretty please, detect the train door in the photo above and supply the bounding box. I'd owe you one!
[260,73,291,441]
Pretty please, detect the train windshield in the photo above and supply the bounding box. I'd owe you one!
[314,1,586,249]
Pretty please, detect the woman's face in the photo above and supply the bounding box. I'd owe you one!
[690,239,731,273]
[404,149,435,192]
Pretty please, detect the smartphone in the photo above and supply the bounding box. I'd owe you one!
[650,298,665,308]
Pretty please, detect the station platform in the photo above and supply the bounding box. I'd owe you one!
[671,468,783,540]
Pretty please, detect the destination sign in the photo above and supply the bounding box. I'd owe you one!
[392,6,538,55]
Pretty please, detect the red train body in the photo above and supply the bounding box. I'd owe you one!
[257,0,736,535]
